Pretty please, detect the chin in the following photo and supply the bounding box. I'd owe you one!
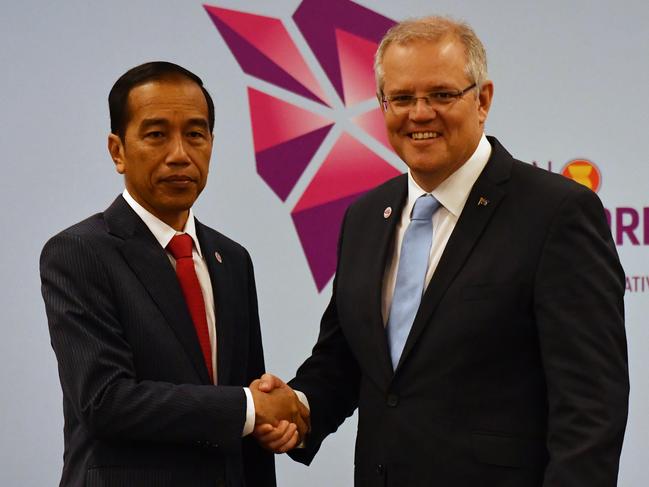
[406,156,443,173]
[160,197,195,213]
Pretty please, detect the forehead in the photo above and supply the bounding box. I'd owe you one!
[126,77,209,124]
[382,38,468,90]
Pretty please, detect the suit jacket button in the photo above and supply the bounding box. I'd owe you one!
[386,394,399,407]
[376,464,384,476]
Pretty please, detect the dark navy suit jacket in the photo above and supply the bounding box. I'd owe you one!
[41,195,275,487]
[289,137,628,487]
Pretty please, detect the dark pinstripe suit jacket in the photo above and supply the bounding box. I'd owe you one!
[40,195,274,487]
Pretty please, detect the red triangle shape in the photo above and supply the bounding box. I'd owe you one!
[335,28,379,105]
[248,88,333,152]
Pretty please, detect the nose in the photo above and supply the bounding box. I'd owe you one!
[409,98,436,122]
[166,133,191,165]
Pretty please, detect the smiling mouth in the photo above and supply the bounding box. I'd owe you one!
[409,131,440,140]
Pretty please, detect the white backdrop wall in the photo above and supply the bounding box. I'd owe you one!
[1,1,647,486]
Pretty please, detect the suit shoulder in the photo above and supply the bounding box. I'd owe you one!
[487,136,589,201]
[195,221,252,261]
[40,211,118,270]
[42,212,110,251]
[39,212,118,283]
[511,158,579,192]
[509,159,598,205]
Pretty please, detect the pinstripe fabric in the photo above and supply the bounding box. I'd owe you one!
[85,463,226,487]
[40,195,275,487]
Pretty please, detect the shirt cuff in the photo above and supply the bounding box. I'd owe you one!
[242,387,255,437]
[293,389,310,449]
[294,389,310,411]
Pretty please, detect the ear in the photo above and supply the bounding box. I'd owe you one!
[376,92,387,114]
[107,133,126,174]
[477,80,494,125]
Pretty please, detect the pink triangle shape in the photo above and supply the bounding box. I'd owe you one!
[352,107,395,152]
[294,132,400,212]
[206,6,328,104]
[291,192,362,291]
[248,88,334,152]
[256,125,333,201]
[335,28,379,105]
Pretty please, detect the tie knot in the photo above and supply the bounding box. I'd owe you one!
[167,234,194,260]
[411,194,439,221]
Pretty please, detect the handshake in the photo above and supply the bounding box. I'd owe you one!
[249,373,310,453]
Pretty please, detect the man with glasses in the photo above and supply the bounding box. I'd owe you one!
[255,15,628,487]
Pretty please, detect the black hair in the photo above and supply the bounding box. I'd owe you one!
[108,61,215,139]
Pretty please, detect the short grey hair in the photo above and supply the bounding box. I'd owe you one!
[374,16,488,95]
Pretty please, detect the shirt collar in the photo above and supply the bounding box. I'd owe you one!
[406,133,492,217]
[122,189,203,257]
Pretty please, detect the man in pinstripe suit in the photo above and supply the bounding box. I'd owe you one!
[40,62,306,487]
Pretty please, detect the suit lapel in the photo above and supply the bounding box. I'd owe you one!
[104,196,212,384]
[196,221,236,386]
[395,138,512,372]
[359,176,408,384]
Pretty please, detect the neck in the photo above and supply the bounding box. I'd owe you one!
[411,166,461,192]
[160,211,189,232]
[125,190,190,231]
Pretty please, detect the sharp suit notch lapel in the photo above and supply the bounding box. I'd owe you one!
[359,176,408,384]
[196,221,236,386]
[395,140,512,372]
[105,197,212,384]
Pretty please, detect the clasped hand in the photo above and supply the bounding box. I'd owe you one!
[249,373,310,453]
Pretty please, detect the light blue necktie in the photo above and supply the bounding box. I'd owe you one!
[386,194,440,369]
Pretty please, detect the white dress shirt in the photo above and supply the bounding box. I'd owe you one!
[122,189,256,436]
[381,134,492,323]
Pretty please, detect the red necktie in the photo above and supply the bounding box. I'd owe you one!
[167,234,213,383]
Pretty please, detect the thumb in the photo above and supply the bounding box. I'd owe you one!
[258,373,285,392]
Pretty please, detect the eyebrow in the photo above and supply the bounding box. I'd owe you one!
[139,118,168,130]
[186,118,210,130]
[385,84,456,95]
[139,117,210,130]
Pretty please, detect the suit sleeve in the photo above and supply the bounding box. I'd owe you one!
[287,209,361,465]
[534,186,629,486]
[40,231,246,453]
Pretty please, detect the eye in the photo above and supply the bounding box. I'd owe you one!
[187,131,205,138]
[431,91,457,102]
[389,95,415,106]
[145,131,164,139]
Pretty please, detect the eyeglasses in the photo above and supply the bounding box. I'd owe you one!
[381,83,477,114]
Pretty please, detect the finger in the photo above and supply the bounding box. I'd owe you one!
[268,423,298,453]
[275,429,300,453]
[253,423,274,437]
[256,422,294,452]
[255,420,289,443]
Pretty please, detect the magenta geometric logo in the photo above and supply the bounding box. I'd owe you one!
[204,0,400,291]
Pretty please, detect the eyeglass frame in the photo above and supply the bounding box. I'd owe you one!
[380,83,477,113]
